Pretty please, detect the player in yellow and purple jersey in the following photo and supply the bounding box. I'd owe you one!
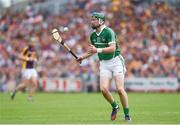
[11,39,38,101]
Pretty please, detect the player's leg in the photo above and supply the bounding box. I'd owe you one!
[27,69,38,101]
[114,74,131,121]
[28,77,37,101]
[100,75,119,121]
[113,56,131,121]
[11,78,27,100]
[99,67,119,120]
[100,75,114,105]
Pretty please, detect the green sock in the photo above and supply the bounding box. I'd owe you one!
[123,108,129,116]
[111,101,118,109]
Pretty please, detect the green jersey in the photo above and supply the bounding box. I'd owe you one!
[90,26,120,60]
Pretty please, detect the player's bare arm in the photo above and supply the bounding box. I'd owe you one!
[18,54,35,62]
[89,43,116,53]
[17,54,30,61]
[77,43,116,63]
[16,51,37,62]
[76,50,93,63]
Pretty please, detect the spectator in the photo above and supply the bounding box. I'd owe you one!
[0,0,179,92]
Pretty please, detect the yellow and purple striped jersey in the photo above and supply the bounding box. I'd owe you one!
[21,46,37,69]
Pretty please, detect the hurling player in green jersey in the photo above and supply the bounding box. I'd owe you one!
[77,12,131,122]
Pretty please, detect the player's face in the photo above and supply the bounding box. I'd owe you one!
[29,41,36,47]
[91,17,101,29]
[28,42,35,48]
[28,44,34,49]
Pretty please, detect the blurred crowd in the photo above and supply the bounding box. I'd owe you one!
[0,0,180,91]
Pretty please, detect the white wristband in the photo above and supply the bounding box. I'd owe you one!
[97,48,103,53]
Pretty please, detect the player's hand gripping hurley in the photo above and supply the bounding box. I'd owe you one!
[52,28,80,63]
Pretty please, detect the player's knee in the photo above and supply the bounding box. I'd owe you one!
[29,82,36,88]
[19,83,26,87]
[32,82,37,88]
[30,78,37,86]
[100,85,109,93]
[117,88,125,95]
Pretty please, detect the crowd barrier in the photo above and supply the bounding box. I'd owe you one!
[39,77,179,92]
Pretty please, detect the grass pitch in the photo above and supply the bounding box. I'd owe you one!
[0,92,180,124]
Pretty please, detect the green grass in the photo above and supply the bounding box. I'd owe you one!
[0,92,180,124]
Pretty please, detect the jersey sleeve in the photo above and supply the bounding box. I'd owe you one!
[21,47,28,56]
[106,28,116,45]
[90,33,95,45]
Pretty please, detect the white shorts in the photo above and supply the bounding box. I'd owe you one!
[21,69,38,79]
[99,55,126,78]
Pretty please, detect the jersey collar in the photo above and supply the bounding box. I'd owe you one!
[95,25,106,36]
